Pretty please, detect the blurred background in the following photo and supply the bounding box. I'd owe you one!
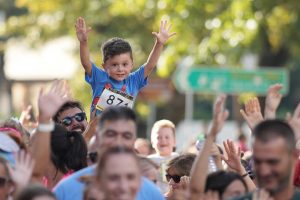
[1,0,300,151]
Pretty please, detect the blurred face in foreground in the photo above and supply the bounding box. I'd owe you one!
[98,153,141,200]
[253,137,297,194]
[151,126,175,157]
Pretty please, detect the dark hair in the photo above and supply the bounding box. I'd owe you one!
[99,106,136,129]
[166,153,196,176]
[252,119,296,152]
[101,37,133,63]
[51,125,87,174]
[53,101,85,123]
[17,184,56,200]
[205,171,248,197]
[96,146,139,178]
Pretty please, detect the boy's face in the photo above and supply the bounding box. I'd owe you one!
[103,52,133,81]
[151,126,175,157]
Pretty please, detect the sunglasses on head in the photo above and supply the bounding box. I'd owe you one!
[166,174,182,183]
[61,112,86,126]
[0,177,8,187]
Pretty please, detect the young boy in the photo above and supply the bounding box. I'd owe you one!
[75,17,176,117]
[148,119,179,193]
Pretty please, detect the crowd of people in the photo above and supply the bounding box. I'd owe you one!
[0,17,300,200]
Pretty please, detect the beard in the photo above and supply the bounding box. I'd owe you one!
[257,169,292,195]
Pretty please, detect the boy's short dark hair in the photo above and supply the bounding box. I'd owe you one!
[101,37,133,63]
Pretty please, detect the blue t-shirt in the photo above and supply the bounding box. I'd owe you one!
[85,63,148,114]
[53,165,164,200]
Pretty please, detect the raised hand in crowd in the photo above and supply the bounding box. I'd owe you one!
[152,19,176,45]
[75,17,91,43]
[264,84,282,119]
[222,140,242,173]
[240,97,263,130]
[286,103,300,141]
[8,150,35,193]
[31,80,71,183]
[222,140,256,191]
[19,105,37,131]
[190,95,229,200]
[38,80,71,123]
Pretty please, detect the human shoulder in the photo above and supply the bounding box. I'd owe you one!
[54,165,95,191]
[136,177,164,200]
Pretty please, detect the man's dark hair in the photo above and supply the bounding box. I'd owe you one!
[99,106,136,129]
[53,101,85,123]
[101,37,133,63]
[252,119,296,152]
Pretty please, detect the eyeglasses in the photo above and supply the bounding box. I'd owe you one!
[166,174,182,183]
[0,177,8,187]
[60,113,86,126]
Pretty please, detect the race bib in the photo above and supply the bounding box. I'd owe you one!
[96,88,134,111]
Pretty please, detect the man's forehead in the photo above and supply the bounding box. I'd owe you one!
[253,138,287,155]
[100,119,136,131]
[59,107,82,118]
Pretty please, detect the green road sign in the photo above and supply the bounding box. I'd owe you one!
[172,66,289,95]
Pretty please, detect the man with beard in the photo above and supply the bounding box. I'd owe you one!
[235,119,300,200]
[53,101,88,133]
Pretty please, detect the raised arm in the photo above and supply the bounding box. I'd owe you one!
[144,19,176,78]
[264,84,282,119]
[190,95,229,200]
[222,140,256,191]
[287,103,300,141]
[240,97,264,131]
[30,80,70,183]
[75,17,92,76]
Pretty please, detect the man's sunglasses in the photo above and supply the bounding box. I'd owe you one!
[166,174,182,183]
[60,112,86,126]
[0,177,8,187]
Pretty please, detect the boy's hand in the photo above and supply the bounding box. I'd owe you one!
[75,17,91,43]
[152,20,176,45]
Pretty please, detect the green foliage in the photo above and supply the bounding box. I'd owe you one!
[3,0,300,120]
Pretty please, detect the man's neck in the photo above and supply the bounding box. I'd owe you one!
[272,186,294,200]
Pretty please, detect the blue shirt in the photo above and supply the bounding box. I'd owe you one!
[85,63,148,114]
[53,165,164,200]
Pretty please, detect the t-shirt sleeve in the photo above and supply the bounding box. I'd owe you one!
[128,64,148,90]
[85,62,106,86]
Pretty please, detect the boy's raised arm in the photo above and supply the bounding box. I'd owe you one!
[144,19,176,78]
[75,17,92,76]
